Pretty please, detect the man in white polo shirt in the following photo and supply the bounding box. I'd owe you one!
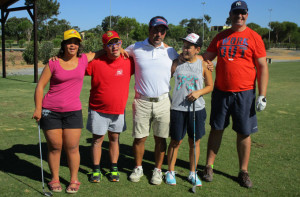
[126,16,178,185]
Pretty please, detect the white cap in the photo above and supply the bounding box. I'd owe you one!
[181,33,202,46]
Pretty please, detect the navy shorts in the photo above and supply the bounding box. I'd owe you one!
[209,88,258,135]
[40,108,83,130]
[170,108,206,141]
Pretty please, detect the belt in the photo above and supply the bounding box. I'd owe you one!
[135,92,169,102]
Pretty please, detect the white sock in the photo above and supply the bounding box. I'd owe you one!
[189,171,196,177]
[154,168,161,172]
[136,166,143,170]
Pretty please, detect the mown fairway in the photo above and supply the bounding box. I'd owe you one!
[0,61,299,196]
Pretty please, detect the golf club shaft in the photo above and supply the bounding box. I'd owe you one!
[193,102,196,187]
[38,122,46,190]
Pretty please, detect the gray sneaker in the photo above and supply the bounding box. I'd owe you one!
[202,165,213,182]
[150,168,163,185]
[129,167,144,182]
[238,171,253,188]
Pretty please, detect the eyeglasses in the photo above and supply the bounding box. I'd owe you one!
[232,9,248,15]
[106,41,122,48]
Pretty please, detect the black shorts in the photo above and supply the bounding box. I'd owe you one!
[40,108,83,130]
[209,88,258,135]
[170,108,206,141]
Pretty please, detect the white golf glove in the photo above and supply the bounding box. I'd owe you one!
[256,95,267,112]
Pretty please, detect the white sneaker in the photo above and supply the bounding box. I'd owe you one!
[129,167,144,182]
[150,168,163,185]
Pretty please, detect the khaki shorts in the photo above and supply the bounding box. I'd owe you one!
[132,94,171,138]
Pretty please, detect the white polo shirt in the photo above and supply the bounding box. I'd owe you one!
[126,38,178,97]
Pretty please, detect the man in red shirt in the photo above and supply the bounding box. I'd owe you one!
[86,31,134,183]
[202,1,269,188]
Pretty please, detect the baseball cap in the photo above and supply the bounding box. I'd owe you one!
[230,0,248,11]
[64,29,82,42]
[149,16,169,29]
[102,31,120,44]
[181,33,202,47]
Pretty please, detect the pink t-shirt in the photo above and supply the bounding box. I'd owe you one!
[42,54,88,112]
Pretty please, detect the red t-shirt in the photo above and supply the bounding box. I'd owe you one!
[207,27,266,92]
[86,55,134,114]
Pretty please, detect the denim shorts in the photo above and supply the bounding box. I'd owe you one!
[40,108,83,130]
[170,108,206,141]
[209,88,258,135]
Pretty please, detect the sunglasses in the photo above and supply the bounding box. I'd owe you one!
[232,9,248,15]
[106,41,122,48]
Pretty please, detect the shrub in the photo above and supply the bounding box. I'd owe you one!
[52,38,61,48]
[6,40,14,48]
[39,41,55,65]
[19,39,26,48]
[82,37,102,53]
[22,42,34,64]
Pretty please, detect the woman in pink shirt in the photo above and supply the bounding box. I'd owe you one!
[32,29,97,194]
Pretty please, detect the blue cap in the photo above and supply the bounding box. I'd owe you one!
[149,17,168,29]
[230,1,248,11]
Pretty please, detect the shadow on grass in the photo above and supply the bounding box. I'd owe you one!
[3,76,35,83]
[0,140,237,187]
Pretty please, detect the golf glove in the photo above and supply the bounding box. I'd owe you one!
[256,95,267,112]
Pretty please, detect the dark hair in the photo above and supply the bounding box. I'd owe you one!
[57,39,83,58]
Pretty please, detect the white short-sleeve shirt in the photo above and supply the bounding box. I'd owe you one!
[126,38,179,97]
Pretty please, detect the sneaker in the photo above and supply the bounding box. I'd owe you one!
[238,171,253,188]
[107,171,120,182]
[203,165,213,182]
[150,168,163,185]
[188,173,202,187]
[129,167,144,182]
[88,171,102,183]
[165,171,176,185]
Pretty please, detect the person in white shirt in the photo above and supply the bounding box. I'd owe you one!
[126,16,178,185]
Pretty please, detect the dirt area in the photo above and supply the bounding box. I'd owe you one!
[266,48,300,60]
[1,48,300,73]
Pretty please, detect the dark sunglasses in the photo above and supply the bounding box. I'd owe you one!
[232,9,248,15]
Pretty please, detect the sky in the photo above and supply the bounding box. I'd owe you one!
[6,0,300,31]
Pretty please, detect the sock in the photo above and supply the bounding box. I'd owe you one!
[154,168,161,172]
[111,163,118,171]
[93,165,100,172]
[189,171,196,177]
[136,166,143,170]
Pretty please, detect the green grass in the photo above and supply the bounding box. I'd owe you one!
[0,61,300,196]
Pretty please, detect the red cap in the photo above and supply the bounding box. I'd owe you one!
[102,31,120,44]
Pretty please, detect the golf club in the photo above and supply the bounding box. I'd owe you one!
[192,101,197,193]
[38,122,53,197]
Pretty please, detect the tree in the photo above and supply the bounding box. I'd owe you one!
[167,24,186,40]
[132,23,148,41]
[25,0,60,40]
[247,23,261,30]
[282,21,297,43]
[25,0,60,25]
[19,19,33,42]
[204,14,211,24]
[116,17,139,39]
[225,17,231,26]
[270,21,285,43]
[186,18,202,34]
[179,19,189,27]
[101,15,121,32]
[5,17,32,41]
